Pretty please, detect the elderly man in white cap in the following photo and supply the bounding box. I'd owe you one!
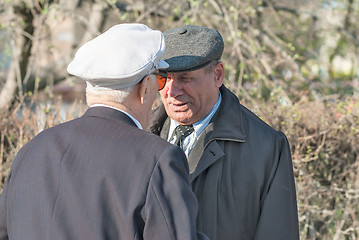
[0,23,207,240]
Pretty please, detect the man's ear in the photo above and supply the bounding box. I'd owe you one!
[139,76,150,104]
[214,61,225,88]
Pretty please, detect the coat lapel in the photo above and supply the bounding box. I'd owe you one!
[189,140,224,181]
[160,117,171,140]
[188,86,246,180]
[147,104,168,135]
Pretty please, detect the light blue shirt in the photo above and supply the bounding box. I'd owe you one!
[168,91,222,157]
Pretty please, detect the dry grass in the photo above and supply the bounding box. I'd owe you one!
[242,92,359,240]
[0,96,87,189]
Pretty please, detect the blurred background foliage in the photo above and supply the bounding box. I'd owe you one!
[0,0,358,239]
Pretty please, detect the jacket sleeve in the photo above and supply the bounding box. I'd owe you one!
[0,172,10,240]
[142,145,208,240]
[255,132,299,240]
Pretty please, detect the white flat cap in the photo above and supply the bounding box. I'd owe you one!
[67,23,169,89]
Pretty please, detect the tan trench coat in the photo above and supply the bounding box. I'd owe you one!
[148,85,299,240]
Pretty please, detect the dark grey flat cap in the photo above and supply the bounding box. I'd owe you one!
[163,25,224,72]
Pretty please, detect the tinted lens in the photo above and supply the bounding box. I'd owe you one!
[157,75,167,91]
[152,72,168,91]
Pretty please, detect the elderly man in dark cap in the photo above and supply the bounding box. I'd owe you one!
[0,23,207,240]
[148,25,300,240]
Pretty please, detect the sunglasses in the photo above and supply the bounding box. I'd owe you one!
[151,72,168,91]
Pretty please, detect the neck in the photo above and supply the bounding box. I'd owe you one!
[86,89,150,129]
[101,100,149,129]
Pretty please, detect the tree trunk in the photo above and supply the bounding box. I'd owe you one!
[0,5,26,113]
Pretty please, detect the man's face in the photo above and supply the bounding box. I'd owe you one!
[159,62,224,125]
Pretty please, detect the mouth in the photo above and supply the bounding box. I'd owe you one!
[169,102,190,111]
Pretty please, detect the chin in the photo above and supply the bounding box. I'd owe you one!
[167,108,194,123]
[173,116,193,125]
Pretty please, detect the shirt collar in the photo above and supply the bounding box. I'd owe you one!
[90,104,143,129]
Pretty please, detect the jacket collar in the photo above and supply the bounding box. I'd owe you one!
[205,85,246,143]
[83,106,138,128]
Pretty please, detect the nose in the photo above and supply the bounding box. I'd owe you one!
[164,76,183,98]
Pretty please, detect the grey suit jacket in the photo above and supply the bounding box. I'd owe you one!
[0,107,207,240]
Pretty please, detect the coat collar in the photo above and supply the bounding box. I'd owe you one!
[188,86,246,178]
[204,85,246,143]
[83,106,138,128]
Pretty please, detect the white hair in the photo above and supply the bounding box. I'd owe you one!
[85,82,134,105]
